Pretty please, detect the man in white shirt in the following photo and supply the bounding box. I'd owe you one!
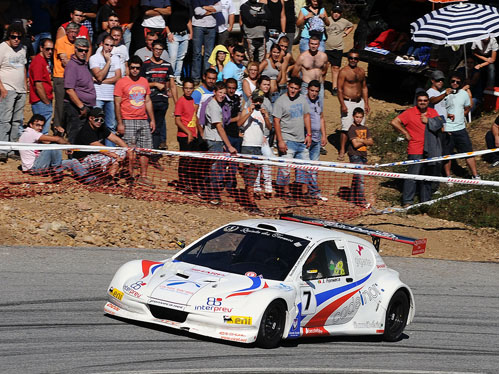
[132,0,172,53]
[0,23,27,162]
[90,35,122,146]
[216,0,236,46]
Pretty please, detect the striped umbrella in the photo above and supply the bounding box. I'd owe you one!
[411,2,499,45]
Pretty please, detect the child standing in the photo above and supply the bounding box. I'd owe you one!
[347,107,373,208]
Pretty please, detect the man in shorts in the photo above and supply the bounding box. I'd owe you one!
[324,4,353,95]
[114,56,156,188]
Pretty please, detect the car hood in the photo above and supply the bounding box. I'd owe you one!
[123,260,280,311]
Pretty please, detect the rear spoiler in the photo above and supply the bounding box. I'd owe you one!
[279,214,426,255]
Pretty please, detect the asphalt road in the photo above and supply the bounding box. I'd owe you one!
[1,245,498,374]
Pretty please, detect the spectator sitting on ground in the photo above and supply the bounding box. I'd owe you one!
[19,114,93,183]
[72,107,133,184]
[485,115,499,168]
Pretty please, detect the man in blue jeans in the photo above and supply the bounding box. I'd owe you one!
[191,0,222,84]
[306,80,328,201]
[273,77,313,202]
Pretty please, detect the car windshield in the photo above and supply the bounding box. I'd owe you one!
[175,225,310,281]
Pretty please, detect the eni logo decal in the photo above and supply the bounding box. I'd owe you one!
[223,315,252,325]
[109,287,124,301]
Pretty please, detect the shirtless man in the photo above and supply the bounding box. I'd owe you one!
[337,49,369,160]
[291,35,328,106]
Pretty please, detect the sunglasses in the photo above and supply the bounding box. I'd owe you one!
[130,66,141,70]
[44,47,54,51]
[9,35,21,40]
[348,56,359,61]
[76,48,89,53]
[435,78,444,82]
[93,117,105,123]
[450,79,461,84]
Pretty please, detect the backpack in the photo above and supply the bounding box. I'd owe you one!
[307,8,326,40]
[198,97,232,128]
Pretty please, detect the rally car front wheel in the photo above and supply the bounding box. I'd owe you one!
[256,300,286,349]
[383,289,409,342]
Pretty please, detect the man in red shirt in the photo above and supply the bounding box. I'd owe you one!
[28,38,54,135]
[391,91,440,207]
[174,77,202,192]
[56,5,92,57]
[114,56,156,188]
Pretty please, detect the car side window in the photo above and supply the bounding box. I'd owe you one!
[303,241,349,280]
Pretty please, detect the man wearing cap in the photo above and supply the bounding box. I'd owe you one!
[237,88,272,213]
[324,4,353,96]
[63,37,97,144]
[73,107,133,182]
[427,70,451,119]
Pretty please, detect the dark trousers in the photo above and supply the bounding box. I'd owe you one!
[402,154,439,205]
[485,130,499,163]
[152,100,168,149]
[177,136,203,192]
[63,102,86,144]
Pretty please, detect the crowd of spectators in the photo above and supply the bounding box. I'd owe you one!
[0,0,495,211]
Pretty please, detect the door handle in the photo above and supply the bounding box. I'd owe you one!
[346,278,353,283]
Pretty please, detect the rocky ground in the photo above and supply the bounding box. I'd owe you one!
[0,29,497,263]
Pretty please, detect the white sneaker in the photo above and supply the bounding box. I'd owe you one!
[492,160,499,168]
[313,195,329,202]
[175,76,183,86]
[472,175,481,180]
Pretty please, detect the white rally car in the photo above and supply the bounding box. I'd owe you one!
[105,214,426,348]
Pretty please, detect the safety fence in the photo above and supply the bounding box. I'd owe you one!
[0,142,497,221]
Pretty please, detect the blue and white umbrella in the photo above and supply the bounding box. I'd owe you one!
[411,2,499,45]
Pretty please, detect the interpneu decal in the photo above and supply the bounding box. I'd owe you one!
[328,284,384,325]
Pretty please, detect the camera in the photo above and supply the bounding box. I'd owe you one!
[254,103,261,110]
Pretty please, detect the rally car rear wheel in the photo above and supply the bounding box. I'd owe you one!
[256,300,286,349]
[383,289,409,342]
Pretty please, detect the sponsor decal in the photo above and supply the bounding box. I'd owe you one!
[223,315,253,325]
[353,320,383,329]
[123,285,142,298]
[226,277,269,299]
[356,245,365,256]
[190,268,226,277]
[287,304,301,338]
[195,297,233,313]
[148,298,185,310]
[245,271,257,277]
[105,302,120,312]
[109,287,124,301]
[128,281,146,290]
[223,225,239,232]
[376,264,386,269]
[303,327,329,336]
[279,283,293,291]
[355,258,373,267]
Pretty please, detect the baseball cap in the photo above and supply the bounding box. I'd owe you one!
[332,5,343,13]
[251,89,265,102]
[431,70,445,81]
[89,107,105,117]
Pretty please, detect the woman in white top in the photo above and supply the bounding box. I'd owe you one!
[242,62,260,106]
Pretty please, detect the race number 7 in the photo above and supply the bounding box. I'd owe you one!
[300,289,316,314]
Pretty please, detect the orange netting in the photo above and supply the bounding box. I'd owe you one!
[0,151,377,220]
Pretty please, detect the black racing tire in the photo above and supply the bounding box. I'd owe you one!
[256,300,286,349]
[383,289,410,342]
